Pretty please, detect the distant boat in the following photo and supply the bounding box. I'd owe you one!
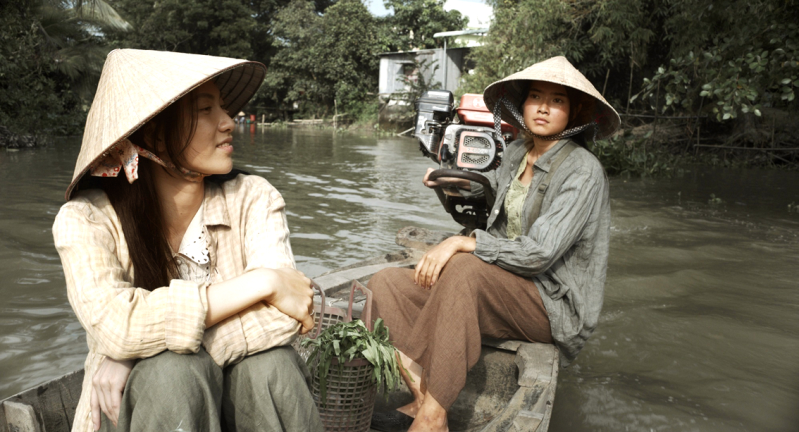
[0,227,558,432]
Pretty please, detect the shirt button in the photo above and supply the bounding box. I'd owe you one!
[494,209,499,214]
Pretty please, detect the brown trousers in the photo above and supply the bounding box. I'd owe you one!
[369,253,552,410]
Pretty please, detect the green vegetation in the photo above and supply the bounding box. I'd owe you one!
[462,0,799,171]
[0,0,123,137]
[377,0,467,52]
[2,0,797,171]
[301,318,405,402]
[591,135,682,178]
[0,0,462,139]
[260,0,379,119]
[462,0,798,117]
[258,0,463,122]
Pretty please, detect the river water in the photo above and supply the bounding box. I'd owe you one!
[1,127,797,431]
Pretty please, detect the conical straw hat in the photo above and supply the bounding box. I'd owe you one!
[483,56,620,140]
[66,49,266,200]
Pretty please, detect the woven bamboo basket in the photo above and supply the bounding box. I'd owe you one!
[312,356,376,432]
[305,280,375,432]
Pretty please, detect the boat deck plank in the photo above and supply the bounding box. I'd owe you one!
[1,370,83,432]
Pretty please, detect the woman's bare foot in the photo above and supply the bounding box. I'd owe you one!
[408,392,448,432]
[396,399,423,418]
[396,350,426,418]
[397,399,423,418]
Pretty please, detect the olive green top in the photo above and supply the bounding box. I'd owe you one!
[504,151,531,241]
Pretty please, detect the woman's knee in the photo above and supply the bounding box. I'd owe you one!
[223,347,321,431]
[437,253,490,294]
[229,345,306,385]
[224,346,314,408]
[128,349,222,402]
[443,253,483,276]
[118,350,222,431]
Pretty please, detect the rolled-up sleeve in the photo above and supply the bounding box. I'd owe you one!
[242,177,296,272]
[53,202,207,360]
[203,176,300,367]
[472,167,600,277]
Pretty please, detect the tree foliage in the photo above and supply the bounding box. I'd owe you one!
[0,0,123,136]
[459,0,655,103]
[3,0,468,134]
[377,0,467,52]
[463,0,799,125]
[262,0,380,117]
[107,0,336,66]
[108,0,257,58]
[635,0,799,121]
[259,0,466,119]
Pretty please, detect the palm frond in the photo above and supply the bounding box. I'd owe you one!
[71,0,131,31]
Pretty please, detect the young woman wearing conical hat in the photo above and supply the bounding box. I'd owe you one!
[369,56,620,432]
[53,49,323,432]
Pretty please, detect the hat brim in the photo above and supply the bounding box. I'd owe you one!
[66,50,266,201]
[483,56,620,140]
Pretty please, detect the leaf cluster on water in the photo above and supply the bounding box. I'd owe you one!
[301,318,405,402]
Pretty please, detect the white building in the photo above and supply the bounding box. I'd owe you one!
[377,29,488,96]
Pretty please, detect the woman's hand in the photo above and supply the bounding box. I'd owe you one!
[91,357,134,430]
[422,168,470,189]
[262,268,316,335]
[414,236,476,289]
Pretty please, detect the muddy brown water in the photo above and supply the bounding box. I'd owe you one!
[1,127,797,431]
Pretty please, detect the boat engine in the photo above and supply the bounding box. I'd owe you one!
[414,90,517,230]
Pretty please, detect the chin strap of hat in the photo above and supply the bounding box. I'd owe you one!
[91,139,205,184]
[493,96,599,143]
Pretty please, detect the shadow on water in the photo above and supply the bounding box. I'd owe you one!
[1,127,798,431]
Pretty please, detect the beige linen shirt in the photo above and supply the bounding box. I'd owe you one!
[53,174,301,432]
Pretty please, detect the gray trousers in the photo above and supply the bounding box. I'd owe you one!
[101,346,323,432]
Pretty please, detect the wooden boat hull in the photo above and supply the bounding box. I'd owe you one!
[1,369,82,432]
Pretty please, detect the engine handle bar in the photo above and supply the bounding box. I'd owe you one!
[427,169,495,208]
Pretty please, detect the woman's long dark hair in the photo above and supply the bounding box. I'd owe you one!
[77,93,200,291]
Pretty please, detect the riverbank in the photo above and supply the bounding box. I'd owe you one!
[262,105,799,174]
[0,126,49,150]
[5,111,798,176]
[258,116,397,136]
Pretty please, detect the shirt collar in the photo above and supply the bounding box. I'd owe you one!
[203,181,231,227]
[533,138,572,173]
[177,203,210,265]
[178,204,204,253]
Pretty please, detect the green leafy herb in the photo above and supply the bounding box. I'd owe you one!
[301,318,405,402]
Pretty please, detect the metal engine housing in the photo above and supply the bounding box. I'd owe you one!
[438,124,502,172]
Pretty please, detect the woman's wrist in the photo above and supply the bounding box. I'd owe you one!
[446,235,476,253]
[458,235,476,252]
[256,269,279,302]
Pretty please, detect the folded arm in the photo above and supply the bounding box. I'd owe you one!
[203,176,313,367]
